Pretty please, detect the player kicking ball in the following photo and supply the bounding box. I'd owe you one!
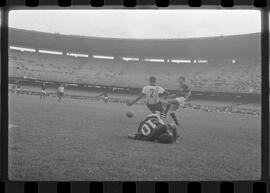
[126,76,168,119]
[40,83,47,100]
[57,83,65,102]
[163,76,191,126]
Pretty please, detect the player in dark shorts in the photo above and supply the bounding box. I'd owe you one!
[163,76,191,126]
[40,83,47,100]
[127,76,169,119]
[128,114,179,144]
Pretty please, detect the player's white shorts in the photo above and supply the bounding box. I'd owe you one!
[175,97,185,105]
[41,90,46,94]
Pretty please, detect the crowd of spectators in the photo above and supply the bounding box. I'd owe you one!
[9,50,261,94]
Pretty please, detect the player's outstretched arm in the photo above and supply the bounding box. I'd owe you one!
[127,94,145,106]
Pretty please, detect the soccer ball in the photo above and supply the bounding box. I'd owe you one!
[126,110,134,118]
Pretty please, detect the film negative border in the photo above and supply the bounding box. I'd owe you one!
[0,181,268,193]
[0,0,269,193]
[0,0,268,7]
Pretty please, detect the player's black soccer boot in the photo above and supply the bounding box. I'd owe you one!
[170,112,180,126]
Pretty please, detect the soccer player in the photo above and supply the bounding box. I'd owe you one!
[128,114,179,144]
[14,79,21,94]
[40,83,47,100]
[127,76,168,118]
[163,76,191,126]
[94,91,109,103]
[57,83,65,102]
[11,84,17,94]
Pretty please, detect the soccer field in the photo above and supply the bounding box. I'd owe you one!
[9,94,261,181]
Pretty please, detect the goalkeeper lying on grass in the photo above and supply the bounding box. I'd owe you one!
[128,113,179,144]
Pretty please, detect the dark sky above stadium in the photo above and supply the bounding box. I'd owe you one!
[9,10,260,39]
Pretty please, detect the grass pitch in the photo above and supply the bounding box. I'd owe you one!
[9,93,260,181]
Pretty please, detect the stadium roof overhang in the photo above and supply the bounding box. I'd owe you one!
[9,28,260,60]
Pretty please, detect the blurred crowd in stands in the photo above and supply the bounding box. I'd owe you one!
[9,51,261,94]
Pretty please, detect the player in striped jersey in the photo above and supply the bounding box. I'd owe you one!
[127,76,168,119]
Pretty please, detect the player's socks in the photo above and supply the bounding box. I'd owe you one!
[160,104,171,120]
[170,112,180,126]
[160,112,166,120]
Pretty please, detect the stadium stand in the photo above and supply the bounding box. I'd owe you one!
[9,49,261,94]
[9,28,261,94]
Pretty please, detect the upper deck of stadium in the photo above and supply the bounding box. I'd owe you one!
[9,28,260,60]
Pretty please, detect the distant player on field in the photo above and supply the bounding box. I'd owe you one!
[127,76,168,119]
[11,84,17,94]
[57,83,65,102]
[40,83,47,100]
[163,76,191,126]
[14,79,21,94]
[94,90,109,103]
